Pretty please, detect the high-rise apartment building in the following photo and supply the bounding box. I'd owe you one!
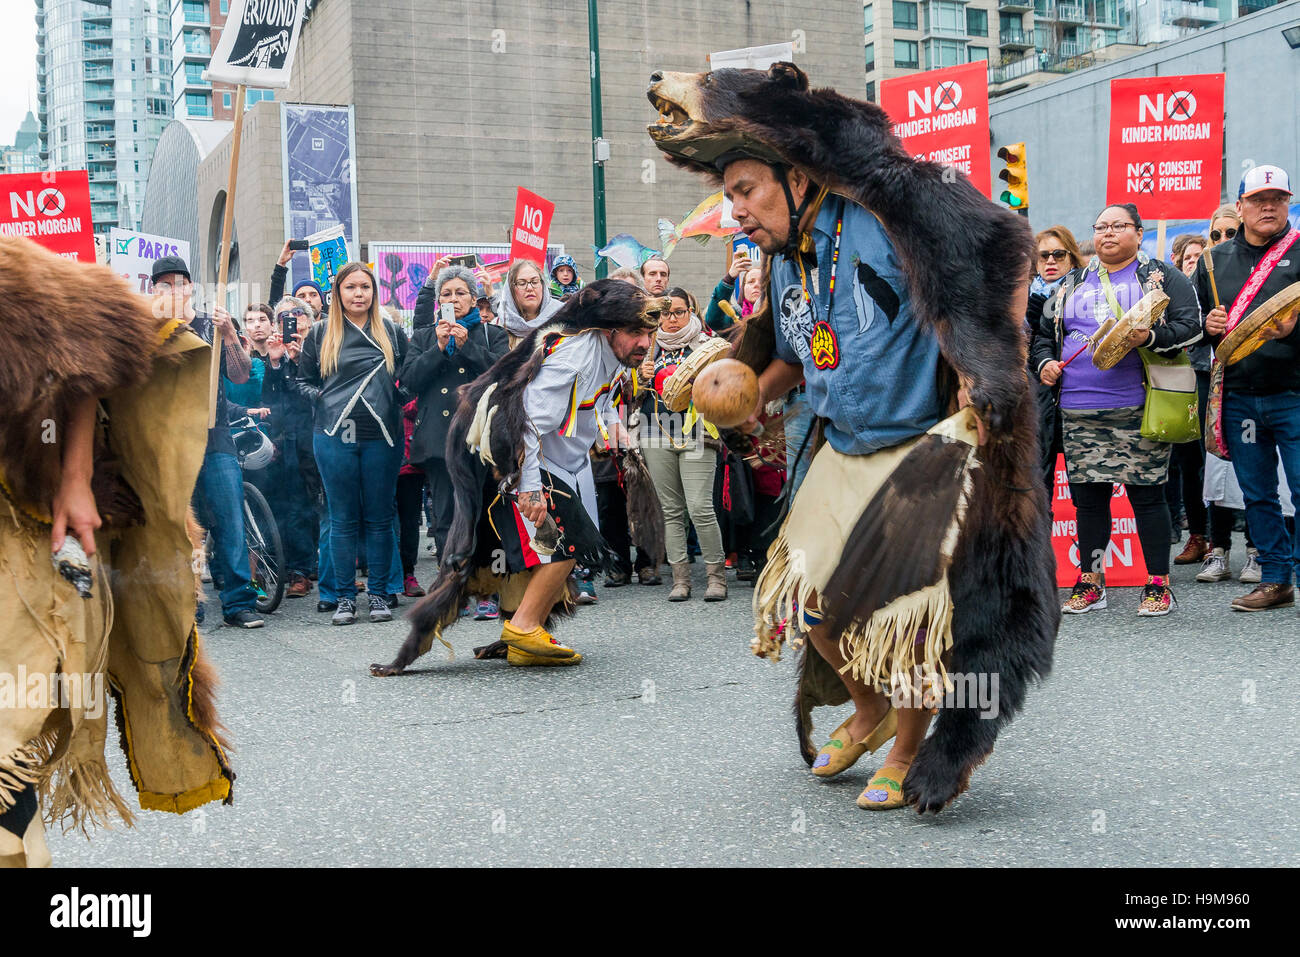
[35,0,174,234]
[1,112,43,175]
[865,0,1285,98]
[171,0,275,121]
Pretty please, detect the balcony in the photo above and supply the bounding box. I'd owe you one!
[998,0,1034,10]
[1162,1,1220,26]
[83,41,113,61]
[988,51,1040,84]
[84,82,114,102]
[1239,0,1277,11]
[88,171,117,183]
[1000,29,1034,48]
[82,23,112,38]
[1056,3,1085,21]
[83,65,113,80]
[86,124,114,141]
[87,147,116,162]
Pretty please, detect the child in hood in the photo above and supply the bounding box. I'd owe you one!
[548,255,585,299]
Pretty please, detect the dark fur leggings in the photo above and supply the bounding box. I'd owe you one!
[1069,481,1171,578]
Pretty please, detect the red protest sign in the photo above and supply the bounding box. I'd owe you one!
[880,61,991,197]
[1106,74,1224,220]
[1049,455,1148,587]
[0,170,96,261]
[510,187,555,265]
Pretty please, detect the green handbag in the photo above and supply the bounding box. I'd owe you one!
[1138,348,1199,444]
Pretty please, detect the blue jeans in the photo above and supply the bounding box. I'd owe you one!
[313,433,402,601]
[784,395,815,499]
[1222,389,1300,585]
[193,451,259,616]
[317,513,342,603]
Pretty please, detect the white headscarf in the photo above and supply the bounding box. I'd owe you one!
[496,273,562,339]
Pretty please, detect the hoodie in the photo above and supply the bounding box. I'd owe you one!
[497,276,562,344]
[548,254,586,299]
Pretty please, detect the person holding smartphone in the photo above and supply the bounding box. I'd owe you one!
[704,244,761,331]
[402,265,509,566]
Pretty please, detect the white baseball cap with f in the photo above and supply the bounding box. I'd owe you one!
[1238,164,1293,199]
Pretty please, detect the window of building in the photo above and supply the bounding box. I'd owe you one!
[185,91,211,117]
[182,1,208,23]
[925,38,965,69]
[1000,13,1022,38]
[223,92,231,109]
[894,38,920,68]
[184,61,206,84]
[245,89,276,106]
[864,3,873,33]
[967,45,988,61]
[929,1,965,35]
[865,42,875,72]
[220,0,229,12]
[966,7,988,37]
[893,1,918,30]
[866,80,876,101]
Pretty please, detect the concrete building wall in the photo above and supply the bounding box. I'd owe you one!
[190,0,866,306]
[989,0,1300,238]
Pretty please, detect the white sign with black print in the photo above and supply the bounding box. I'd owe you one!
[204,0,308,89]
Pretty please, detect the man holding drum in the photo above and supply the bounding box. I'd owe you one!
[1197,165,1300,612]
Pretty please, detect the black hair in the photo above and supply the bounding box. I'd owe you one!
[1098,202,1143,230]
[665,286,698,315]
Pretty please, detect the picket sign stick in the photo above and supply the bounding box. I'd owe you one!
[209,83,247,428]
[1155,219,1167,262]
[1203,244,1221,308]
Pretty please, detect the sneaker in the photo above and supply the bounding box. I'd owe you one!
[385,593,400,609]
[576,580,598,604]
[1137,576,1175,616]
[1062,575,1106,614]
[332,598,357,625]
[1239,548,1262,584]
[460,600,473,618]
[474,596,500,620]
[317,600,338,613]
[403,574,426,598]
[253,583,269,602]
[287,575,311,598]
[1231,582,1295,611]
[1174,534,1209,565]
[223,609,264,628]
[368,594,393,622]
[1196,548,1230,582]
[737,555,757,582]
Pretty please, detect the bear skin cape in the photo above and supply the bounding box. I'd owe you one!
[647,63,1059,812]
[372,281,667,677]
[0,237,233,851]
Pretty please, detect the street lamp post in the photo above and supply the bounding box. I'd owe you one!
[588,0,609,279]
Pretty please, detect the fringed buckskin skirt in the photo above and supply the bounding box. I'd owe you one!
[751,409,980,693]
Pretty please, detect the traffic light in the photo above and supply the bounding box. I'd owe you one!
[997,142,1029,212]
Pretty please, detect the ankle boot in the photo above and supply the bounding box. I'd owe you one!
[668,563,692,601]
[704,562,727,602]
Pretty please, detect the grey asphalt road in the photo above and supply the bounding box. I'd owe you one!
[47,532,1299,867]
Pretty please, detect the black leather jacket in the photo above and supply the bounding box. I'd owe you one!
[296,315,409,447]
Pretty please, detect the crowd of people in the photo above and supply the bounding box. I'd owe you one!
[180,241,792,630]
[178,163,1299,632]
[1028,166,1299,617]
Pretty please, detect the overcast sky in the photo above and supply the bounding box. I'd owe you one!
[1,2,39,145]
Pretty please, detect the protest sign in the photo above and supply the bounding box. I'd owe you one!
[510,188,555,265]
[0,170,95,261]
[880,62,991,197]
[1049,455,1148,587]
[308,224,349,300]
[1106,74,1225,221]
[204,0,307,88]
[109,228,190,293]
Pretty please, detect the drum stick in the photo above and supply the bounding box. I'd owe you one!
[1059,340,1092,369]
[1203,246,1221,309]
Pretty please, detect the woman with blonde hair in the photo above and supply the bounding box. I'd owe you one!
[297,262,409,625]
[497,258,562,347]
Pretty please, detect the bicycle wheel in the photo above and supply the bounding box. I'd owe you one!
[242,481,286,614]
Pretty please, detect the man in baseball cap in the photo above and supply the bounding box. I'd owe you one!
[1196,164,1300,611]
[149,254,191,285]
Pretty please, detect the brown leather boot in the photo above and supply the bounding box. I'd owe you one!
[704,562,727,602]
[668,563,692,601]
[1230,583,1295,612]
[1174,533,1209,565]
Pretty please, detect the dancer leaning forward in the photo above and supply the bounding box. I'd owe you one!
[646,63,1059,812]
[371,281,666,675]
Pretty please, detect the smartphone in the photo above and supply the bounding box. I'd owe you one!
[283,312,297,342]
[288,238,308,251]
[732,235,759,263]
[440,302,455,324]
[447,253,478,269]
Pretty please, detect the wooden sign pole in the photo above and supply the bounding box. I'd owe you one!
[209,83,248,427]
[1155,219,1167,263]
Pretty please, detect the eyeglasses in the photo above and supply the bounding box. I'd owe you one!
[1038,249,1070,262]
[1093,222,1136,235]
[513,278,543,289]
[1209,227,1237,242]
[276,308,306,321]
[666,308,691,319]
